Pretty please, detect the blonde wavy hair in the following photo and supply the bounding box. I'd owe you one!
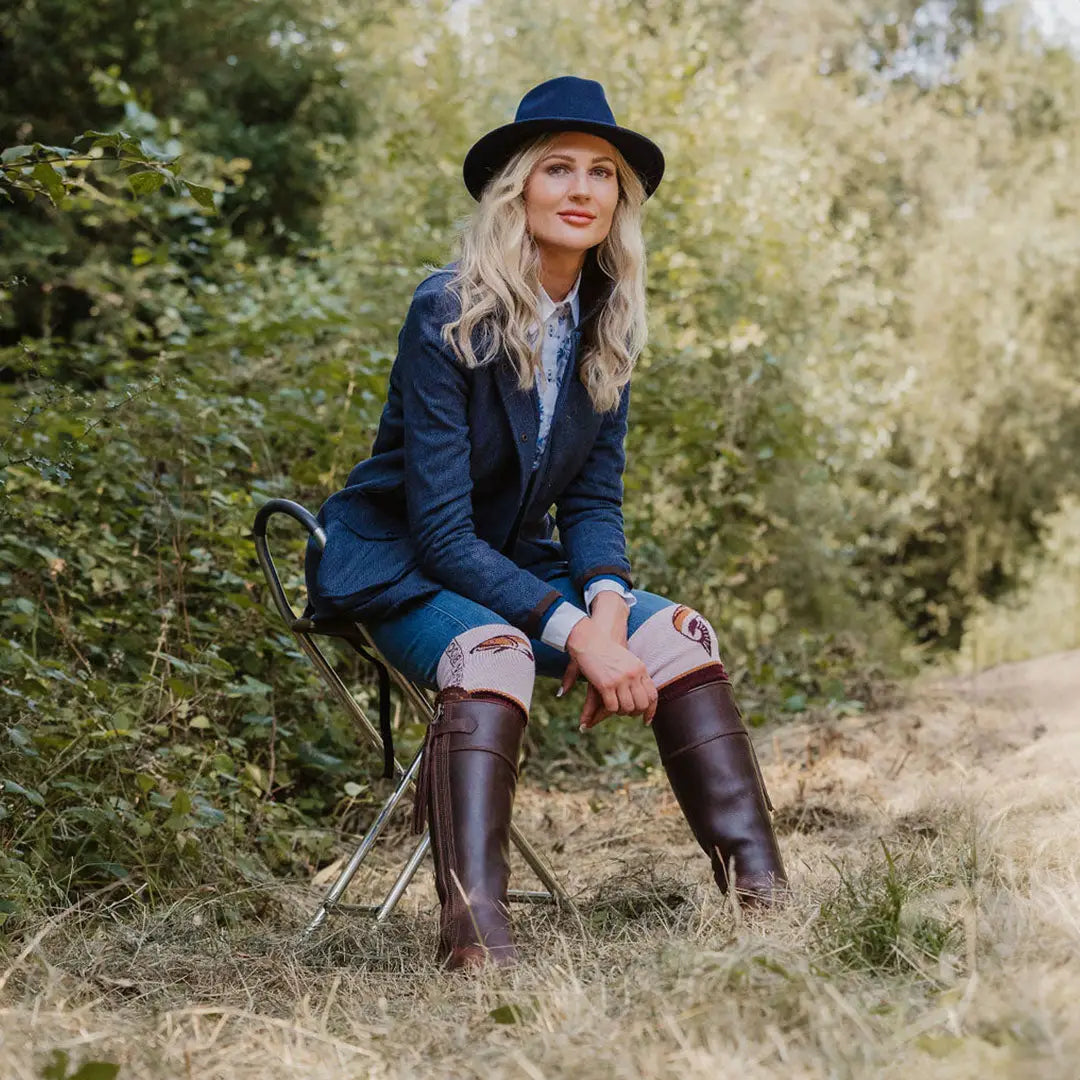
[439,133,648,413]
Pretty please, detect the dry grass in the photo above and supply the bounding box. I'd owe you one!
[3,651,1078,1079]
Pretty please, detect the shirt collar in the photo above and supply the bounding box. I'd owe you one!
[537,269,582,328]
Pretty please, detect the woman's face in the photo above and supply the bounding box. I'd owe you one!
[523,131,620,256]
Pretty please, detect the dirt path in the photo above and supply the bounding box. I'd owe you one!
[510,649,1080,904]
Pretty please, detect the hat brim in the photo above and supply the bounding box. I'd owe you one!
[462,117,665,201]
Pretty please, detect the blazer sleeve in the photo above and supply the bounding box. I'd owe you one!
[554,381,633,592]
[398,284,563,637]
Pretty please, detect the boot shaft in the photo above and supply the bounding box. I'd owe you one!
[652,678,787,904]
[418,689,526,966]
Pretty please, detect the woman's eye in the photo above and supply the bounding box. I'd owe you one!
[547,164,612,178]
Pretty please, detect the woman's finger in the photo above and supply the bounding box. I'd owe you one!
[579,685,599,729]
[621,681,644,715]
[558,658,580,699]
[589,707,612,730]
[630,673,652,717]
[581,702,612,731]
[579,686,606,730]
[600,684,620,715]
[642,675,658,726]
[616,683,637,715]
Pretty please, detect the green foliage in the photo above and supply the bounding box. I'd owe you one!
[0,245,392,907]
[0,129,216,212]
[40,1051,120,1080]
[2,0,1078,910]
[0,0,369,243]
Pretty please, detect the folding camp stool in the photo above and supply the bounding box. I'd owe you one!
[252,498,573,938]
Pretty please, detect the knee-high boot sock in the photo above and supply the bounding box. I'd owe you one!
[652,674,787,906]
[413,686,526,969]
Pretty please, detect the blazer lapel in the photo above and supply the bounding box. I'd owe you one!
[494,357,540,493]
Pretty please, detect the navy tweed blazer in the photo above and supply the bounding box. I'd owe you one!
[304,250,633,637]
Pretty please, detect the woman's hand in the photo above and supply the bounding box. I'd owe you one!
[560,597,657,730]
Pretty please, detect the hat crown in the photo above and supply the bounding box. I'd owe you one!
[514,76,617,127]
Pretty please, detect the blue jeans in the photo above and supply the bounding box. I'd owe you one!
[365,574,674,689]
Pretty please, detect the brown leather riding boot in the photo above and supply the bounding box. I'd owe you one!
[652,674,787,906]
[412,687,526,969]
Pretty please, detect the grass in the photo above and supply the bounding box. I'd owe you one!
[2,650,1079,1079]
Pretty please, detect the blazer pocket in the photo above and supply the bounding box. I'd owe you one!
[314,519,416,605]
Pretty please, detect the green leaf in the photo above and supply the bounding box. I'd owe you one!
[184,181,216,212]
[2,778,45,807]
[128,170,165,197]
[230,675,272,698]
[297,743,345,772]
[31,161,65,203]
[1,145,33,165]
[70,1063,121,1080]
[41,1049,70,1079]
[41,1052,119,1079]
[76,130,119,145]
[489,1003,523,1024]
[79,131,124,150]
[192,798,225,826]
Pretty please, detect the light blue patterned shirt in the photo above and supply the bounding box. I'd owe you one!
[529,273,636,650]
[528,272,581,471]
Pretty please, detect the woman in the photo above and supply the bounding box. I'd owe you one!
[305,76,786,969]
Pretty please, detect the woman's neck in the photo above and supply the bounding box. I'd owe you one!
[537,249,586,303]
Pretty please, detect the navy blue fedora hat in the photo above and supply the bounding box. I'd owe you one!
[462,75,665,201]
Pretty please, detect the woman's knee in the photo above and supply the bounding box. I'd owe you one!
[435,622,536,713]
[626,603,727,688]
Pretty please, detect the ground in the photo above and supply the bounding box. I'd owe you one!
[3,650,1078,1079]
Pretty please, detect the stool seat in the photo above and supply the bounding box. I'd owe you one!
[290,615,361,637]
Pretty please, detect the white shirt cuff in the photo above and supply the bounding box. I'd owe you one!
[539,601,589,651]
[583,579,637,613]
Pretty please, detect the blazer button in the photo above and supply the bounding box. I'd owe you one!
[520,433,528,442]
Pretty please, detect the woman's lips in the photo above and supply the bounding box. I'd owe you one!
[558,212,595,226]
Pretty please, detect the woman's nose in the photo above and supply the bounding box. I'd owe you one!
[568,170,591,198]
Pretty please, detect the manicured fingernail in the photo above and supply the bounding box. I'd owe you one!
[556,687,564,698]
[578,723,586,733]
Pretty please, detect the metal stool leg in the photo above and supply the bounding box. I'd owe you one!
[301,748,424,938]
[374,832,431,923]
[509,823,572,908]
